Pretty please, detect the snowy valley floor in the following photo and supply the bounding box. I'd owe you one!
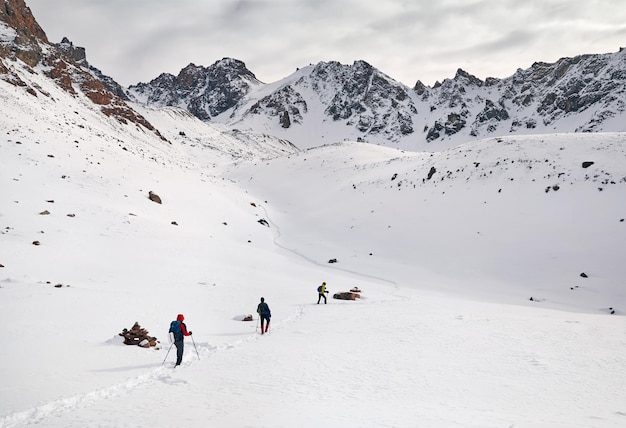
[1,262,626,428]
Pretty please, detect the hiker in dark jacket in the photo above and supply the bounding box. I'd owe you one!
[257,297,271,334]
[171,313,192,366]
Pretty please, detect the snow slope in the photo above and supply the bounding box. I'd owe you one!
[1,54,626,427]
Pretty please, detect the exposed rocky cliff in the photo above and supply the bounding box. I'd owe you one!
[0,0,161,139]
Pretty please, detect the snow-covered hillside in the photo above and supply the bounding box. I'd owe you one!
[2,34,626,427]
[226,134,626,313]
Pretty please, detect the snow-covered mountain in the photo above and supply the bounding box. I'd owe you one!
[0,0,166,141]
[128,59,263,121]
[2,1,626,426]
[128,50,626,151]
[0,0,296,162]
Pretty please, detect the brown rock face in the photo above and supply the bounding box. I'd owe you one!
[0,0,167,141]
[0,0,47,41]
[0,0,48,65]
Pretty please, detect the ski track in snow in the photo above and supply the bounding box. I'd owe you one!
[0,303,307,428]
[0,202,408,428]
[257,198,402,291]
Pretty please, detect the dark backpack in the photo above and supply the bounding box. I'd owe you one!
[317,286,322,292]
[169,320,183,341]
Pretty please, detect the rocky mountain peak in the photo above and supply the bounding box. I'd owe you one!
[57,37,87,65]
[212,57,257,77]
[413,80,428,96]
[0,0,163,140]
[127,57,261,120]
[454,68,483,86]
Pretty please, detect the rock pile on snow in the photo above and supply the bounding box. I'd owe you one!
[333,291,361,300]
[119,322,159,348]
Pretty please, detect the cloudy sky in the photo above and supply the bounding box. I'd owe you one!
[26,0,626,88]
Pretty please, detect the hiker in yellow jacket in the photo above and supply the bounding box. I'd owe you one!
[317,282,329,304]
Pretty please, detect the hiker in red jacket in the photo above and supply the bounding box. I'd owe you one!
[170,313,192,366]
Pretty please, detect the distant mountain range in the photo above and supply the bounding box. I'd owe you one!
[126,52,626,151]
[2,0,625,152]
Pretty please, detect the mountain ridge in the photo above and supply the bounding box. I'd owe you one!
[0,0,164,141]
[127,50,626,151]
[5,0,624,154]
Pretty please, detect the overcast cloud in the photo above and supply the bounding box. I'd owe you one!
[26,0,626,87]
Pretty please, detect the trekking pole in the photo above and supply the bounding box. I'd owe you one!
[162,343,174,365]
[256,316,259,332]
[190,334,200,359]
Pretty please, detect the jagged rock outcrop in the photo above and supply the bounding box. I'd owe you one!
[0,0,163,139]
[248,84,307,125]
[0,0,47,66]
[56,37,128,100]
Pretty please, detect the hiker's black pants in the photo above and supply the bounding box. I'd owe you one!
[175,339,184,365]
[260,315,270,328]
[318,293,327,304]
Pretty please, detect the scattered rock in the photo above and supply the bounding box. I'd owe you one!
[0,264,4,268]
[582,161,594,168]
[39,210,50,215]
[148,191,162,204]
[328,258,337,263]
[258,219,269,227]
[32,240,41,246]
[242,314,253,321]
[67,213,75,217]
[171,221,178,226]
[426,166,436,180]
[580,272,588,278]
[350,287,362,293]
[46,200,54,203]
